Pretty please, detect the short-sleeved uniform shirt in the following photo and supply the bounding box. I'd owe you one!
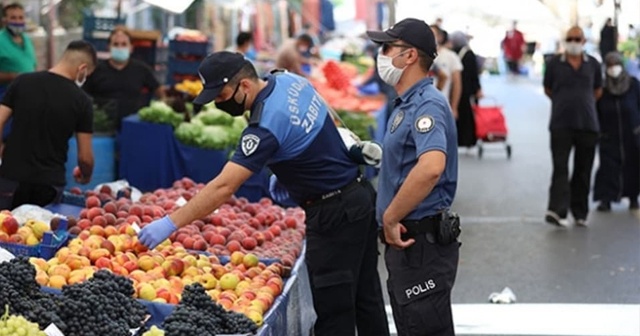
[230,71,359,203]
[0,29,36,96]
[0,72,93,186]
[543,53,602,132]
[83,59,160,125]
[376,77,458,223]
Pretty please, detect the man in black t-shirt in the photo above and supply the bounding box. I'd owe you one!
[83,28,164,130]
[0,40,96,209]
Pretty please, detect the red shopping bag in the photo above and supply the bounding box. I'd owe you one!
[473,99,508,141]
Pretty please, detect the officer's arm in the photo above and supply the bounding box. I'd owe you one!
[382,150,446,226]
[168,162,253,228]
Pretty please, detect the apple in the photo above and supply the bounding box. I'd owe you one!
[219,273,240,290]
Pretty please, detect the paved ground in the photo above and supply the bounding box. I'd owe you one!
[375,75,640,335]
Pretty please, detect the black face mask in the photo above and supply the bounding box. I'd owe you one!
[217,83,246,117]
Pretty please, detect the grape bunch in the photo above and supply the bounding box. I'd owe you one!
[0,305,46,336]
[58,270,147,336]
[163,283,258,336]
[0,258,66,330]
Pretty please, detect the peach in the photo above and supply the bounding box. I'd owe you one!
[85,195,101,209]
[88,248,111,263]
[226,240,242,253]
[77,219,92,231]
[123,261,138,273]
[100,240,116,255]
[242,253,259,268]
[89,225,105,237]
[92,215,107,227]
[86,207,104,221]
[230,251,245,266]
[137,255,157,272]
[241,237,257,250]
[35,270,49,286]
[47,264,71,279]
[103,202,117,214]
[1,216,19,235]
[94,257,112,270]
[162,259,185,277]
[193,239,208,251]
[48,275,67,289]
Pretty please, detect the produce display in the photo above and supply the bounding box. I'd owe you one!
[336,110,376,141]
[311,60,384,113]
[160,283,258,335]
[0,211,55,246]
[174,107,248,150]
[174,79,203,97]
[138,101,184,128]
[0,257,146,335]
[0,305,46,336]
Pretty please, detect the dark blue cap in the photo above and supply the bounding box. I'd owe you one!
[193,51,248,105]
[366,18,438,59]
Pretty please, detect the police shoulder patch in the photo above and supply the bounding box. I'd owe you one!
[241,134,260,156]
[415,115,435,133]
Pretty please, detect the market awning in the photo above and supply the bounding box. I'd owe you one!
[142,0,196,14]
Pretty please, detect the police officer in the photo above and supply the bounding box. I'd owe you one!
[138,52,389,336]
[367,18,461,336]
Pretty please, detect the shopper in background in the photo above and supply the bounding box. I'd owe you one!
[227,31,256,60]
[431,25,463,120]
[501,21,526,75]
[0,3,36,99]
[450,31,483,148]
[594,52,640,211]
[275,34,316,76]
[367,18,461,336]
[138,52,389,336]
[599,18,617,60]
[83,27,164,130]
[0,41,96,209]
[543,26,603,227]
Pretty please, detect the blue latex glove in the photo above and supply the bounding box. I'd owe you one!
[138,216,177,249]
[269,175,291,203]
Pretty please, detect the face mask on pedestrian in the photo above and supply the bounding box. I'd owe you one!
[110,47,130,62]
[377,50,409,86]
[6,22,25,35]
[217,83,246,117]
[564,41,583,56]
[75,67,87,87]
[607,65,623,78]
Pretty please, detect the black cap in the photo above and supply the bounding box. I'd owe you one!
[366,18,438,59]
[193,51,248,105]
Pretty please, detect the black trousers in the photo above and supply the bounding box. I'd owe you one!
[304,180,389,336]
[385,233,460,336]
[548,130,599,220]
[0,177,62,210]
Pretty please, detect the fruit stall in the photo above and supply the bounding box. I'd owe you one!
[0,177,315,335]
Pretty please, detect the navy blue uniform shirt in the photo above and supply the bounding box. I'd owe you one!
[376,77,458,224]
[231,72,359,203]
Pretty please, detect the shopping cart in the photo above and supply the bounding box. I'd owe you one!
[473,97,512,159]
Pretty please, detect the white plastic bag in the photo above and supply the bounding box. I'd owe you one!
[10,204,64,227]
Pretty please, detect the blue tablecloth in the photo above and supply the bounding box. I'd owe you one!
[118,115,269,201]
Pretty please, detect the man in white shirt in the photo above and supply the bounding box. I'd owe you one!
[431,25,463,119]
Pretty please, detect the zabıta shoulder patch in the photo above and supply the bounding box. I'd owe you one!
[241,134,260,156]
[415,115,435,133]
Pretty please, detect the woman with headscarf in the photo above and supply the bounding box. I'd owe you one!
[594,52,640,211]
[450,31,483,148]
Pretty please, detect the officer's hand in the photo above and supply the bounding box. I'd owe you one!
[269,175,291,203]
[384,222,415,249]
[138,216,177,250]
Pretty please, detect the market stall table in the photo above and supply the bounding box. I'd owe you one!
[118,115,269,201]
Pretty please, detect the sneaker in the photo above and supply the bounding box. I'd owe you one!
[630,199,639,210]
[597,202,611,212]
[545,211,569,227]
[575,219,588,227]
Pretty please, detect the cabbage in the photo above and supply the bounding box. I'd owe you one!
[194,109,234,126]
[196,125,230,150]
[138,101,183,128]
[174,122,203,146]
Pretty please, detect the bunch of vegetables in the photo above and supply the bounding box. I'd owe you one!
[174,106,248,151]
[138,101,184,128]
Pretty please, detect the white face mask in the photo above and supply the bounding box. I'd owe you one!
[75,68,87,87]
[607,65,623,78]
[377,51,408,86]
[565,42,583,56]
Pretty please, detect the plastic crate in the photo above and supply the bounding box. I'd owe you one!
[168,40,210,57]
[82,12,126,40]
[167,58,201,75]
[0,219,70,259]
[61,191,86,207]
